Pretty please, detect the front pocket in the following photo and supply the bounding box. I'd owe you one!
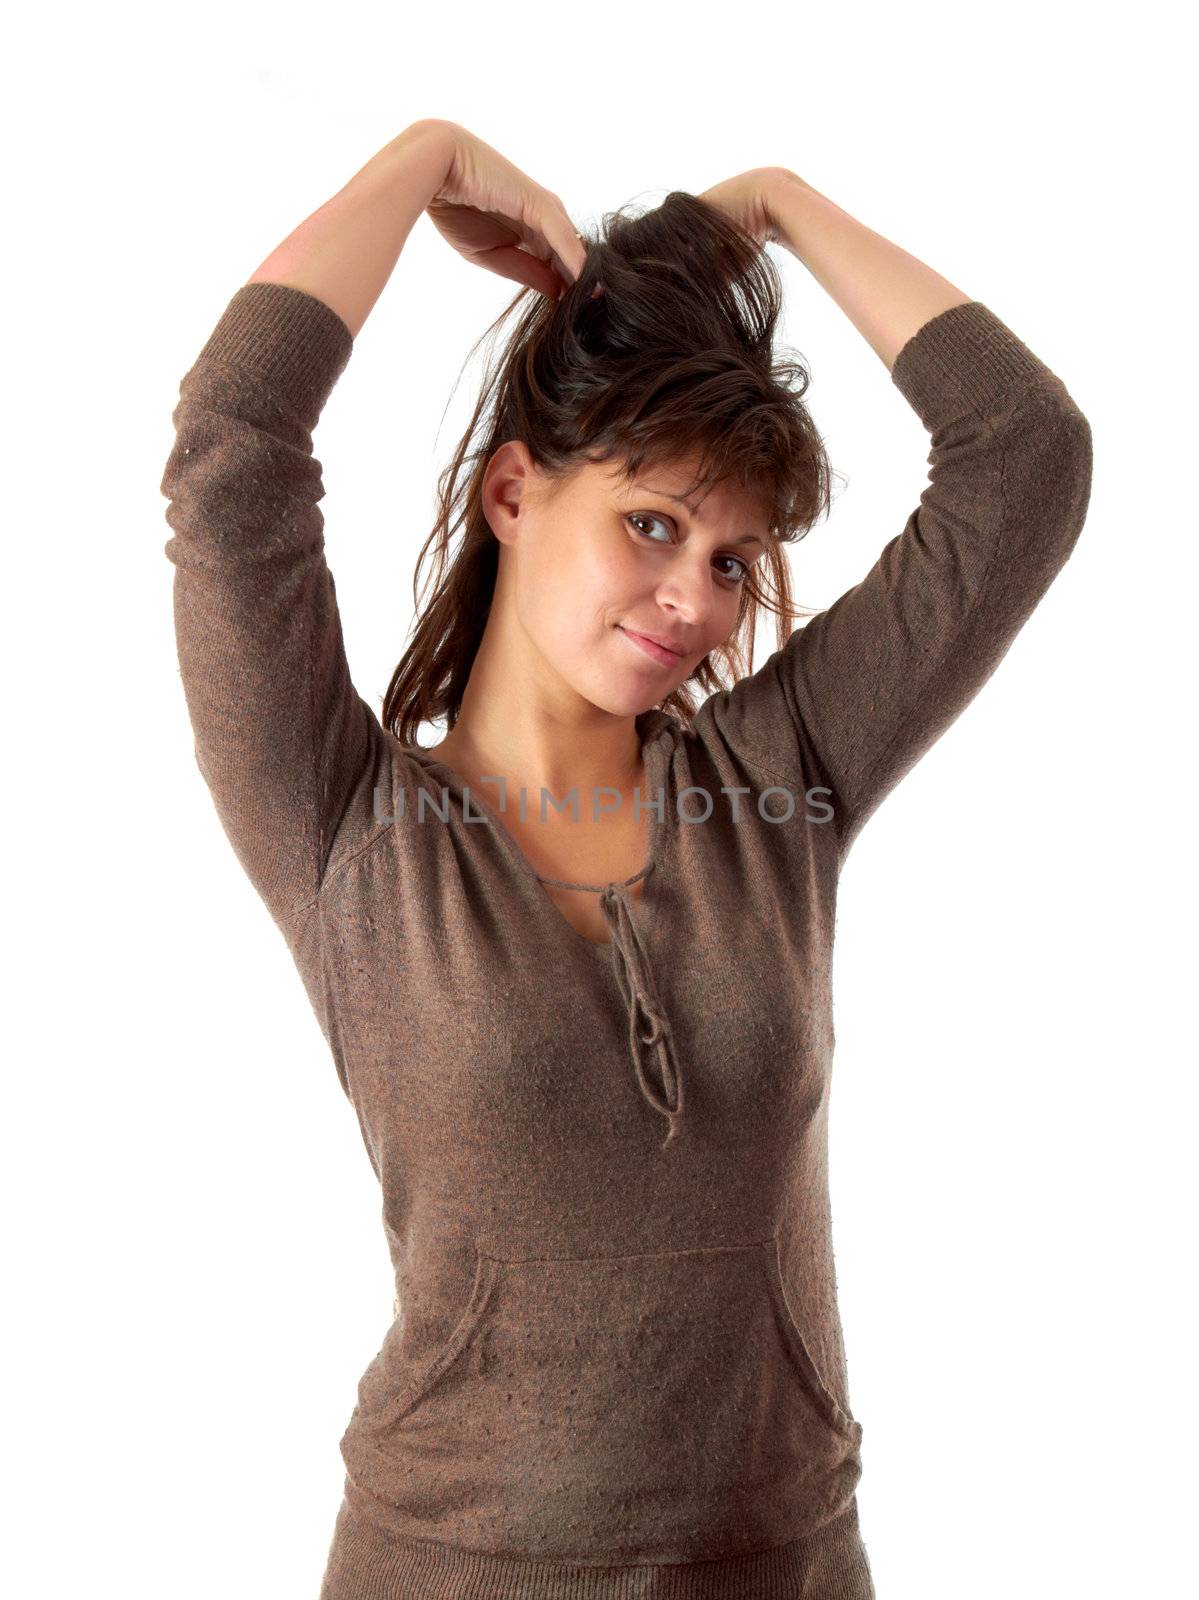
[347,1234,864,1561]
[763,1235,862,1445]
[354,1248,499,1434]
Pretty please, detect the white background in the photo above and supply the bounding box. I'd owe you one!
[4,2,1194,1596]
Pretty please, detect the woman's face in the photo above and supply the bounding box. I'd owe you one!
[484,442,772,719]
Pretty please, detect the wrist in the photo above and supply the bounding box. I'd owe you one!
[390,119,457,188]
[762,168,821,256]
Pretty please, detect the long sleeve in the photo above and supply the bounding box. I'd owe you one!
[705,299,1094,862]
[160,281,382,929]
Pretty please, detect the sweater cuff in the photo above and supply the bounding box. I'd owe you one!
[890,299,1062,432]
[188,281,355,432]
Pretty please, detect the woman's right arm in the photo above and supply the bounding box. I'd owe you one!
[244,119,459,338]
[160,124,458,930]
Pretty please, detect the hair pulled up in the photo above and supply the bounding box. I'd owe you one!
[383,189,841,748]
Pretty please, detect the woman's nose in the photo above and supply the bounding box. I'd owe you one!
[655,565,719,630]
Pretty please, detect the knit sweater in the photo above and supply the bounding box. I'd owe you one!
[161,281,1092,1599]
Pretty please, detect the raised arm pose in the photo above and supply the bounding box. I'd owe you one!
[161,118,1092,1599]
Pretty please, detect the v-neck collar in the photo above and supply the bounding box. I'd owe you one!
[401,708,677,952]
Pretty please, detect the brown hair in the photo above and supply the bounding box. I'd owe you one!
[383,189,842,749]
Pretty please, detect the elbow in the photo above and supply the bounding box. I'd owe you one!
[1010,385,1094,567]
[1050,401,1094,560]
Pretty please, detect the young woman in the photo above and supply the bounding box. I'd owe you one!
[161,119,1092,1599]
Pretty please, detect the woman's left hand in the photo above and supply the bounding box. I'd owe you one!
[695,167,796,251]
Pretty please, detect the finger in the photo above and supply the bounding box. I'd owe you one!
[551,221,589,286]
[523,187,588,285]
[475,242,565,301]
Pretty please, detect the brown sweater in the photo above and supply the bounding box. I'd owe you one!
[161,282,1092,1598]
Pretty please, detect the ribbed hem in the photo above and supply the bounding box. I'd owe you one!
[317,1482,875,1600]
[891,298,1064,433]
[186,280,354,432]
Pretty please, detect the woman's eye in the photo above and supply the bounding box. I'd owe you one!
[626,512,673,543]
[714,554,750,586]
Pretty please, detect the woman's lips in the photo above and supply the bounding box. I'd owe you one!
[618,625,683,666]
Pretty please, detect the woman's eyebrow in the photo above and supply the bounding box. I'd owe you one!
[633,483,765,547]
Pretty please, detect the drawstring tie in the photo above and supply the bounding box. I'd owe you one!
[536,864,684,1149]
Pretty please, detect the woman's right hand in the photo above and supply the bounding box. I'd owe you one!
[411,119,588,301]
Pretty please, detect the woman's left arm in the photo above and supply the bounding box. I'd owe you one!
[698,169,1094,861]
[699,166,975,368]
[765,168,974,367]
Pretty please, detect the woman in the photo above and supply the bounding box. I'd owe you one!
[161,119,1092,1599]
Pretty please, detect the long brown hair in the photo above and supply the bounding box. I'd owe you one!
[383,189,841,749]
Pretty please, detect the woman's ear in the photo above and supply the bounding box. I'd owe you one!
[481,439,539,549]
